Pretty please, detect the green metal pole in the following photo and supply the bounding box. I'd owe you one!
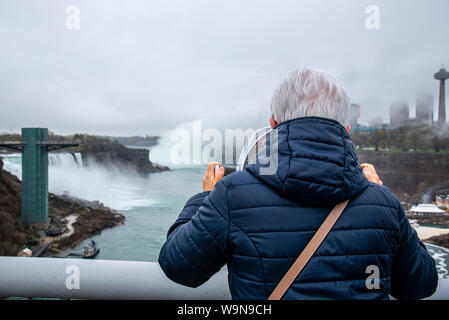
[21,128,49,225]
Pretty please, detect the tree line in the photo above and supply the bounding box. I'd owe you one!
[0,132,160,148]
[350,125,449,152]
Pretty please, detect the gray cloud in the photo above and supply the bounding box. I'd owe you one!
[0,0,448,135]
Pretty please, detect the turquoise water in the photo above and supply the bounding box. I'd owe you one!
[76,165,205,262]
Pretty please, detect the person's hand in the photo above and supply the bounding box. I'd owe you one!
[361,163,383,185]
[202,162,225,192]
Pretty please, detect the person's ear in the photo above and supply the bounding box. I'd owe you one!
[270,117,278,129]
[346,124,351,134]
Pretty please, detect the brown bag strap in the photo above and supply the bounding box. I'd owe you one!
[268,199,350,300]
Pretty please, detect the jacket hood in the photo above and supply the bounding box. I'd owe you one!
[246,117,369,206]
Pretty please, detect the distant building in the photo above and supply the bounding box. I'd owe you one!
[353,123,388,133]
[408,204,446,216]
[350,103,360,129]
[416,94,434,126]
[368,116,383,128]
[434,67,449,125]
[389,101,410,129]
[405,118,416,127]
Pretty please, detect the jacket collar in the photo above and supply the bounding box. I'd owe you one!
[247,117,369,206]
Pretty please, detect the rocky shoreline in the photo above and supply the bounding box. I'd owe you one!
[407,214,449,248]
[0,157,125,257]
[407,214,449,227]
[45,193,125,257]
[425,233,449,248]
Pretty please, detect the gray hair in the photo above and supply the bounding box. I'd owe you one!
[271,67,350,126]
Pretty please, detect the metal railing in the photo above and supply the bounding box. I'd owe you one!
[0,256,448,300]
[0,257,230,299]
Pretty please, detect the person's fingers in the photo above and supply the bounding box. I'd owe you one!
[361,163,375,174]
[361,163,372,169]
[363,164,376,173]
[203,162,223,192]
[361,163,383,185]
[205,162,219,179]
[361,163,371,168]
[368,165,378,177]
[214,166,225,183]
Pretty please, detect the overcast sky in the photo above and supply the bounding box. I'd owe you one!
[0,0,448,135]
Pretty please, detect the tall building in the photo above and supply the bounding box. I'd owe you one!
[389,101,409,129]
[434,67,449,125]
[350,103,360,129]
[415,94,434,126]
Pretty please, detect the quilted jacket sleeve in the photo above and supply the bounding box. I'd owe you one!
[158,181,230,288]
[390,204,438,300]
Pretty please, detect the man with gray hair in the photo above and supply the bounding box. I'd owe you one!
[159,67,437,299]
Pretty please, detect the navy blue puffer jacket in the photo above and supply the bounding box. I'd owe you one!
[159,117,438,299]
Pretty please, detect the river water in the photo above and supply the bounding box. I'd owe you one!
[1,147,449,279]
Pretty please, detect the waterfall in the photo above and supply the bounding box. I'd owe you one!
[74,153,83,166]
[1,153,22,179]
[48,153,82,168]
[1,152,147,210]
[1,153,83,181]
